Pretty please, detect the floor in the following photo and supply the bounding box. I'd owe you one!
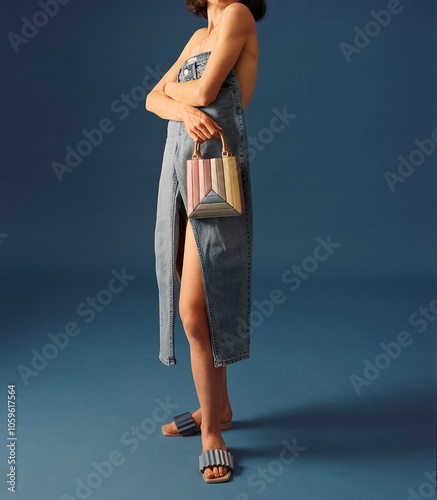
[1,273,435,500]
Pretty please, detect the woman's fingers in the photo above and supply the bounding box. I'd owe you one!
[191,128,206,143]
[191,126,219,142]
[197,129,208,142]
[186,108,223,136]
[184,108,223,143]
[197,123,217,141]
[190,133,204,144]
[203,120,222,139]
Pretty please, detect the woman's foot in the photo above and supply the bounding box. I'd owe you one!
[201,433,230,480]
[163,406,232,435]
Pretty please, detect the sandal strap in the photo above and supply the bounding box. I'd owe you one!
[173,412,198,436]
[199,449,234,472]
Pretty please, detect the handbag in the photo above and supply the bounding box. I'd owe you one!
[186,131,245,219]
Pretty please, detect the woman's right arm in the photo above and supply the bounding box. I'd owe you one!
[145,33,222,143]
[145,56,191,122]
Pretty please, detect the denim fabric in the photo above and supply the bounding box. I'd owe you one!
[154,51,253,368]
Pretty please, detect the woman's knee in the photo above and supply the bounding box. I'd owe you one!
[179,307,210,344]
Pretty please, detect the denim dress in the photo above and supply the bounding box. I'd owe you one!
[154,51,253,368]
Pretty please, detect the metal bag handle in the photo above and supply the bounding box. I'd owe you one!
[192,131,231,159]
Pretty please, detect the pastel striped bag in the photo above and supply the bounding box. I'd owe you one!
[186,132,245,219]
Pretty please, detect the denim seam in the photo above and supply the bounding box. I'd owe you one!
[214,352,250,368]
[230,73,253,340]
[167,174,177,364]
[165,124,183,366]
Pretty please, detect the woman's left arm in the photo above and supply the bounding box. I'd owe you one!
[164,3,255,107]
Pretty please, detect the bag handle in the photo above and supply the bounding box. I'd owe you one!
[192,131,231,159]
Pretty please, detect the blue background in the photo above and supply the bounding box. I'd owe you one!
[1,1,436,499]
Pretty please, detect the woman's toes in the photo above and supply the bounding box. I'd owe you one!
[165,422,177,434]
[202,464,228,479]
[204,467,214,479]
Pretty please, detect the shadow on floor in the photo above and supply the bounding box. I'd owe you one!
[228,384,435,465]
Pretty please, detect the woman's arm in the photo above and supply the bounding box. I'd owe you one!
[164,3,255,107]
[145,41,194,121]
[145,30,222,142]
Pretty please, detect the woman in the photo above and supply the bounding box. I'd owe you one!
[146,0,266,484]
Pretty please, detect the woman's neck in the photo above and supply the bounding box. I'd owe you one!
[206,1,237,35]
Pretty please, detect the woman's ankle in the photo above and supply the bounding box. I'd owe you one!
[201,429,225,442]
[221,407,233,422]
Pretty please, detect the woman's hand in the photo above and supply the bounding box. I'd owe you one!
[163,81,222,143]
[181,103,222,144]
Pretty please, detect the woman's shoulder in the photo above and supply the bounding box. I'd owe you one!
[178,28,207,60]
[191,27,208,41]
[222,2,255,25]
[223,2,251,15]
[184,27,208,49]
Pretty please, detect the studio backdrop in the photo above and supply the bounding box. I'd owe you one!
[1,1,435,499]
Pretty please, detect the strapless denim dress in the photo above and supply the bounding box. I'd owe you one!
[154,51,253,368]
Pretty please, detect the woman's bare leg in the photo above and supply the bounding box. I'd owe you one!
[166,216,232,435]
[178,220,229,479]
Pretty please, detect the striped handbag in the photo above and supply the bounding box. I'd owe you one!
[186,132,245,219]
